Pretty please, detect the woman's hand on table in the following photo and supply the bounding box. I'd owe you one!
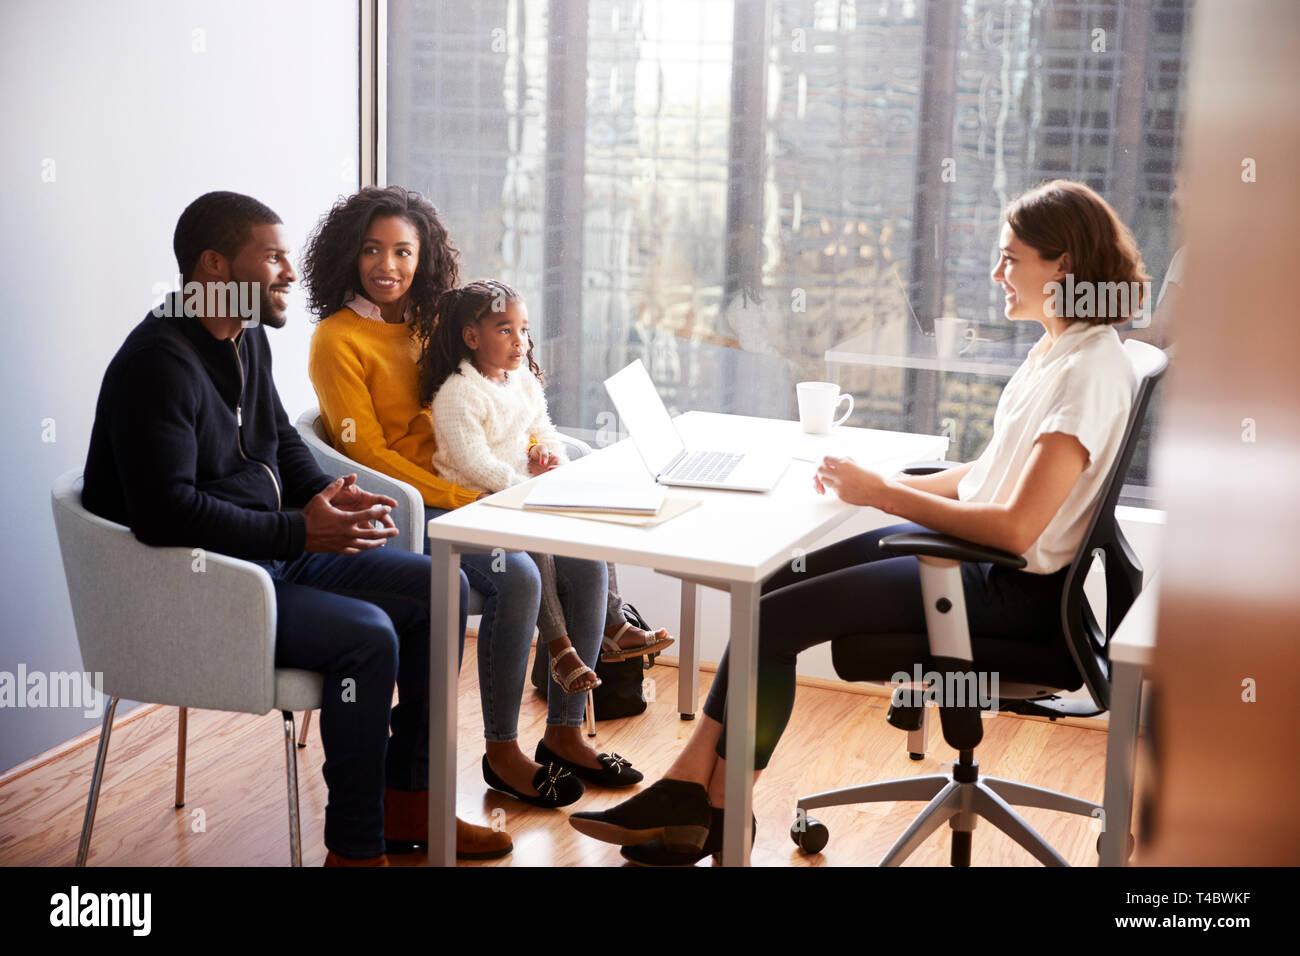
[814,456,889,508]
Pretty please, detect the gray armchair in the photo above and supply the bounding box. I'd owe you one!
[50,470,321,866]
[294,408,598,738]
[293,407,427,553]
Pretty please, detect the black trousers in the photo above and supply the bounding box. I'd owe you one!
[703,522,1069,770]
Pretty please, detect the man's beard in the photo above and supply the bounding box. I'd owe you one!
[258,288,288,329]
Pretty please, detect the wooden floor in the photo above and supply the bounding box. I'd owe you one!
[0,637,1116,867]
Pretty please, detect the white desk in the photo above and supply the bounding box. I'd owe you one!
[1100,571,1159,866]
[426,411,948,866]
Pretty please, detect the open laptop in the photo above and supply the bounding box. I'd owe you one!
[603,359,789,492]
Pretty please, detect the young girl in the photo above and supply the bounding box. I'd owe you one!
[421,279,601,695]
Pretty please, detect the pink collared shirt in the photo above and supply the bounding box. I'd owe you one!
[343,292,414,324]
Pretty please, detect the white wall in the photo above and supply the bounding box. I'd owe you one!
[0,0,359,772]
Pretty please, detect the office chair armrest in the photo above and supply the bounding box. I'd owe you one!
[879,532,1023,667]
[898,460,964,476]
[878,532,1027,570]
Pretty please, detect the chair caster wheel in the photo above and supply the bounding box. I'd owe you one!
[908,752,925,761]
[790,816,829,854]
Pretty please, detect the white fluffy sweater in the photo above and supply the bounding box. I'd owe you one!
[431,359,569,493]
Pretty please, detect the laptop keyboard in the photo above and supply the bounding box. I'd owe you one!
[670,451,743,483]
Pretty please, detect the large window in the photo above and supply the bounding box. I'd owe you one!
[387,0,1192,504]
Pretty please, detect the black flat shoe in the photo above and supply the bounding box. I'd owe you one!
[482,754,585,808]
[535,741,644,788]
[621,808,757,866]
[568,778,711,851]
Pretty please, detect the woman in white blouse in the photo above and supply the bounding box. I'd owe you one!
[568,179,1150,864]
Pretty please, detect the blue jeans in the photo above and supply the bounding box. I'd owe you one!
[703,522,1070,770]
[425,506,608,738]
[265,547,469,859]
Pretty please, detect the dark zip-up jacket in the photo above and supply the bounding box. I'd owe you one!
[83,299,334,560]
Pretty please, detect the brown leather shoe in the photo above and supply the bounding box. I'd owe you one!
[323,851,390,866]
[384,787,513,860]
[456,816,513,861]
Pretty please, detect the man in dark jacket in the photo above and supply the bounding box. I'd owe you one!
[83,191,506,864]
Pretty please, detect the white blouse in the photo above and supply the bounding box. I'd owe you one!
[957,322,1136,574]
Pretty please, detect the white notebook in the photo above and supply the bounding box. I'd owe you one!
[522,480,666,515]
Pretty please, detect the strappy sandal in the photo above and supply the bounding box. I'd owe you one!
[549,645,601,695]
[601,605,675,663]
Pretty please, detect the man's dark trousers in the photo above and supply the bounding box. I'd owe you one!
[265,546,469,859]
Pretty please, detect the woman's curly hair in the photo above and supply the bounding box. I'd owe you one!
[300,185,459,323]
[416,279,543,406]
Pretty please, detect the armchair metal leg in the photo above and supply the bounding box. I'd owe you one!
[584,690,596,737]
[798,773,949,813]
[970,783,1068,866]
[281,711,303,867]
[982,777,1100,818]
[879,780,963,866]
[76,695,120,867]
[297,710,311,748]
[174,706,188,808]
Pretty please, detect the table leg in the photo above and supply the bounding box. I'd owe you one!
[429,540,461,867]
[677,580,699,719]
[1100,659,1143,867]
[721,581,760,867]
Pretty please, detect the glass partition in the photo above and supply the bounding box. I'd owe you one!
[387,0,1193,503]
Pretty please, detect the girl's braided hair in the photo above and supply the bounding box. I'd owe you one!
[414,279,543,406]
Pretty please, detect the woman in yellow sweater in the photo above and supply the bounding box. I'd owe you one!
[303,187,647,824]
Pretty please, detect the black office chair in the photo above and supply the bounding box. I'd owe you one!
[791,339,1168,866]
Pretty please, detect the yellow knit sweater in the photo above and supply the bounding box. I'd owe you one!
[308,307,480,510]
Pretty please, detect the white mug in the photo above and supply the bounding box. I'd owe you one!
[796,381,854,434]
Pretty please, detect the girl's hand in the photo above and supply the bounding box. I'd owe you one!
[815,456,888,507]
[527,444,558,476]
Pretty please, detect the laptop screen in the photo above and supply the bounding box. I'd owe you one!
[603,360,685,477]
